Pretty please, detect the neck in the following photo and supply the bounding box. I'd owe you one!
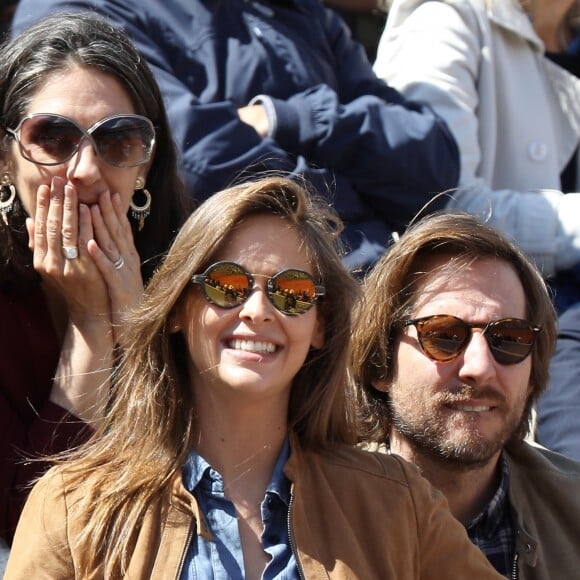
[389,432,502,525]
[524,0,575,51]
[193,392,289,503]
[193,389,289,580]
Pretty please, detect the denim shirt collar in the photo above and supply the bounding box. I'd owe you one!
[182,436,291,505]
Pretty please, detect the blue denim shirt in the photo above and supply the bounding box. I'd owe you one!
[179,439,297,579]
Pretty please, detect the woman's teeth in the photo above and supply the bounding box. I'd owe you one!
[229,339,276,353]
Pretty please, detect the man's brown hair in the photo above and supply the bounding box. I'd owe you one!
[352,211,557,442]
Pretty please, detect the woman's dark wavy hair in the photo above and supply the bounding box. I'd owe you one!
[0,12,190,288]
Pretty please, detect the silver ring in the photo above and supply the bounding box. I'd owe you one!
[61,246,79,260]
[113,256,125,270]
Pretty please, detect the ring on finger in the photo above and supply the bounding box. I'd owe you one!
[61,246,79,260]
[113,255,125,270]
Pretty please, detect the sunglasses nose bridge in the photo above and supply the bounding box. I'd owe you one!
[78,127,102,157]
[238,278,277,320]
[458,325,500,372]
[67,132,102,168]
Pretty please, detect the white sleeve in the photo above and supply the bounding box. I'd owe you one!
[374,1,578,276]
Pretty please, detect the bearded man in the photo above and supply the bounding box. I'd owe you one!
[353,211,580,579]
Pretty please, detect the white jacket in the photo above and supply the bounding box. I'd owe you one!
[375,0,580,275]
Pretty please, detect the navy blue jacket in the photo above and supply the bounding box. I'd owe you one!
[13,0,460,267]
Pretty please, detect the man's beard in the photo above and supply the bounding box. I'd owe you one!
[388,384,526,471]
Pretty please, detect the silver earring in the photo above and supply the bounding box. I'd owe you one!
[0,173,16,226]
[130,177,151,232]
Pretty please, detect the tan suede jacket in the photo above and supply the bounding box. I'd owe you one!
[5,441,501,579]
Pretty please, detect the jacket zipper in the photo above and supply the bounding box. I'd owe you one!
[175,520,195,579]
[511,552,519,580]
[287,489,305,580]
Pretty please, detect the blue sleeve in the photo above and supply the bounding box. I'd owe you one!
[13,0,297,198]
[12,0,457,240]
[12,1,295,192]
[270,7,459,215]
[537,305,580,462]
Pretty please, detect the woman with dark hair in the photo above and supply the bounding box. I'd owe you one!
[5,176,500,579]
[0,12,188,543]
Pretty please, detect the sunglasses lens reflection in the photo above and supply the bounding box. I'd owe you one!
[200,263,319,315]
[20,116,79,165]
[418,316,468,361]
[204,263,251,308]
[270,269,317,314]
[485,319,535,364]
[18,114,154,166]
[417,315,536,365]
[93,117,154,166]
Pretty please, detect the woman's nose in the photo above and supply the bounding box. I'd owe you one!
[66,139,102,183]
[238,284,275,323]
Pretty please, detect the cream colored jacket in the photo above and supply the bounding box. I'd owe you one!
[375,0,580,276]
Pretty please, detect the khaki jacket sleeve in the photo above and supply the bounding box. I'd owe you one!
[4,471,76,579]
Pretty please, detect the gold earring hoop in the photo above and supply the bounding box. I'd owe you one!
[130,177,151,232]
[0,173,16,226]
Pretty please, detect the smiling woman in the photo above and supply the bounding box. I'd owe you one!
[0,12,188,546]
[5,176,503,579]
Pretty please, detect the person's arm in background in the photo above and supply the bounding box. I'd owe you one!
[13,0,457,242]
[233,2,459,228]
[537,305,580,461]
[375,1,580,277]
[12,0,307,198]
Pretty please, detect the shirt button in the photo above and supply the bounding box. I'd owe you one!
[528,141,548,162]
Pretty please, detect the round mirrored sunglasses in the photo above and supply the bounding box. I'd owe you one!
[191,261,325,316]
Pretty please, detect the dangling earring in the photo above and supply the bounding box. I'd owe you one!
[130,176,152,232]
[0,173,16,226]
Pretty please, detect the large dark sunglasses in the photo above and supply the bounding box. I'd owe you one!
[191,261,325,316]
[402,314,541,365]
[6,113,155,167]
